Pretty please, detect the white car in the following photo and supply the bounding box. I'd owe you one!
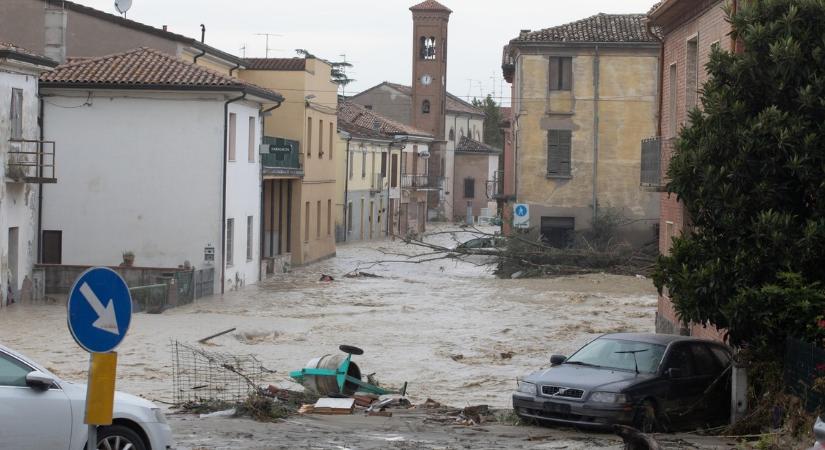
[0,344,172,450]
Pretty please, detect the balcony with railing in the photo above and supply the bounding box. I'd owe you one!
[261,136,303,178]
[6,139,56,183]
[370,173,386,193]
[401,173,443,191]
[640,136,671,191]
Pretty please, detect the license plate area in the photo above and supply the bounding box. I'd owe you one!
[543,402,571,414]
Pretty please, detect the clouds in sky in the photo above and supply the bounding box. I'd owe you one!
[78,0,659,103]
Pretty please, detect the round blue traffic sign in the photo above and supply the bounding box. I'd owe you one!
[515,205,528,217]
[67,267,133,353]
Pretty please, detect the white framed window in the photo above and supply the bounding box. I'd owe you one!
[226,218,234,266]
[246,215,253,261]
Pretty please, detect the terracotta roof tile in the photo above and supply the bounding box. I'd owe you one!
[40,47,283,101]
[513,13,660,44]
[409,0,452,13]
[381,82,484,116]
[244,58,306,71]
[338,102,432,139]
[455,136,501,154]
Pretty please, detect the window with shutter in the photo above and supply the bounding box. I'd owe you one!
[464,178,475,199]
[10,89,23,139]
[549,57,572,91]
[547,130,572,176]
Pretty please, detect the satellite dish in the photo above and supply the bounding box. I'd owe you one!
[114,0,132,15]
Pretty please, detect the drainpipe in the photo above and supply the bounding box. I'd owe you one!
[386,142,393,237]
[257,101,282,282]
[342,133,352,241]
[592,45,601,225]
[646,19,665,137]
[36,95,45,263]
[229,61,241,77]
[193,25,207,64]
[221,92,246,295]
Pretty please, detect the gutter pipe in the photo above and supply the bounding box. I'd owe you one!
[36,94,45,263]
[342,132,352,241]
[221,92,246,295]
[193,24,207,64]
[592,45,601,224]
[645,19,665,137]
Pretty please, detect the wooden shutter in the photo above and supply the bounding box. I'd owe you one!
[464,178,475,199]
[549,58,560,91]
[560,58,572,91]
[547,130,572,176]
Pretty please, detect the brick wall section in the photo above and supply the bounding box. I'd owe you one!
[656,0,730,342]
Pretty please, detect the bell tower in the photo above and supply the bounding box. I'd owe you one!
[410,0,451,180]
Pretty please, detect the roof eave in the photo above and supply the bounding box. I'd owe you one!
[39,82,284,103]
[509,40,660,49]
[0,50,58,69]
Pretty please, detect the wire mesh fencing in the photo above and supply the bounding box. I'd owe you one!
[171,340,270,405]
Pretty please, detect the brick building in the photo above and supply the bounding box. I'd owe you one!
[645,0,743,339]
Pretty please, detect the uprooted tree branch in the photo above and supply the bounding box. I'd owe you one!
[348,209,658,279]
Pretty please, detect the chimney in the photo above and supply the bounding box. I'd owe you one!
[44,4,67,63]
[162,25,168,31]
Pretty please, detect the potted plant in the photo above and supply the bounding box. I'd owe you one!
[121,251,135,267]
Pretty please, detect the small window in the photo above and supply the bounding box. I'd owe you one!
[420,36,436,60]
[327,199,332,236]
[380,152,387,177]
[347,202,353,232]
[0,352,32,387]
[686,36,699,110]
[540,217,575,248]
[316,200,322,238]
[463,178,475,199]
[304,202,310,242]
[307,117,313,158]
[348,149,354,179]
[226,218,234,266]
[319,120,324,157]
[549,57,572,91]
[228,113,237,161]
[246,215,253,261]
[547,129,572,176]
[10,88,23,140]
[449,128,455,141]
[248,117,256,162]
[422,100,431,114]
[361,147,367,179]
[329,122,334,160]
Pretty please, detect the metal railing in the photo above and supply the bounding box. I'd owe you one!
[640,137,670,189]
[7,139,56,183]
[371,173,385,193]
[401,173,443,190]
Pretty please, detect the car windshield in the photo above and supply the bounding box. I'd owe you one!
[566,338,666,374]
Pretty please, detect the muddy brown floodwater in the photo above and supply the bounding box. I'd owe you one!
[0,226,658,409]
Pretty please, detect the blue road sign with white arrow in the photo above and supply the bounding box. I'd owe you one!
[67,267,133,353]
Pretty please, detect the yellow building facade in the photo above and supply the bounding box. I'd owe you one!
[241,57,337,266]
[503,14,660,245]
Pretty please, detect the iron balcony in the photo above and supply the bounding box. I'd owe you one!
[6,139,57,184]
[640,136,672,191]
[401,174,443,191]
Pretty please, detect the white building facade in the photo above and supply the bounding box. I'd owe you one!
[0,44,56,308]
[39,48,283,294]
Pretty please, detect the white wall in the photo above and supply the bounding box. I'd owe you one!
[0,65,41,306]
[443,113,486,221]
[223,101,263,290]
[42,91,229,290]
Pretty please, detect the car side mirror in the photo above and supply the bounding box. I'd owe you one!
[667,368,683,379]
[25,371,55,391]
[550,355,567,366]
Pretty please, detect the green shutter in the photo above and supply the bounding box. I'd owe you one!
[547,130,572,176]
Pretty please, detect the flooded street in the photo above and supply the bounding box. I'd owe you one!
[0,227,657,409]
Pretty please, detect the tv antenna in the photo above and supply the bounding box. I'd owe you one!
[114,0,132,17]
[255,33,283,58]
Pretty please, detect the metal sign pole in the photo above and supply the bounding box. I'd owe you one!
[86,353,96,450]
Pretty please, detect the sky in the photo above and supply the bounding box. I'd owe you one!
[79,0,658,105]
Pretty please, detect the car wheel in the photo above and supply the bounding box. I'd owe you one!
[95,425,147,450]
[634,400,659,433]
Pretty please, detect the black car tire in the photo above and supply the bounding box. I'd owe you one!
[94,424,148,450]
[634,399,659,433]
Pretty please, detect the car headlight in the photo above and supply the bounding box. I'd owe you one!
[517,381,537,395]
[152,408,168,424]
[589,392,628,403]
